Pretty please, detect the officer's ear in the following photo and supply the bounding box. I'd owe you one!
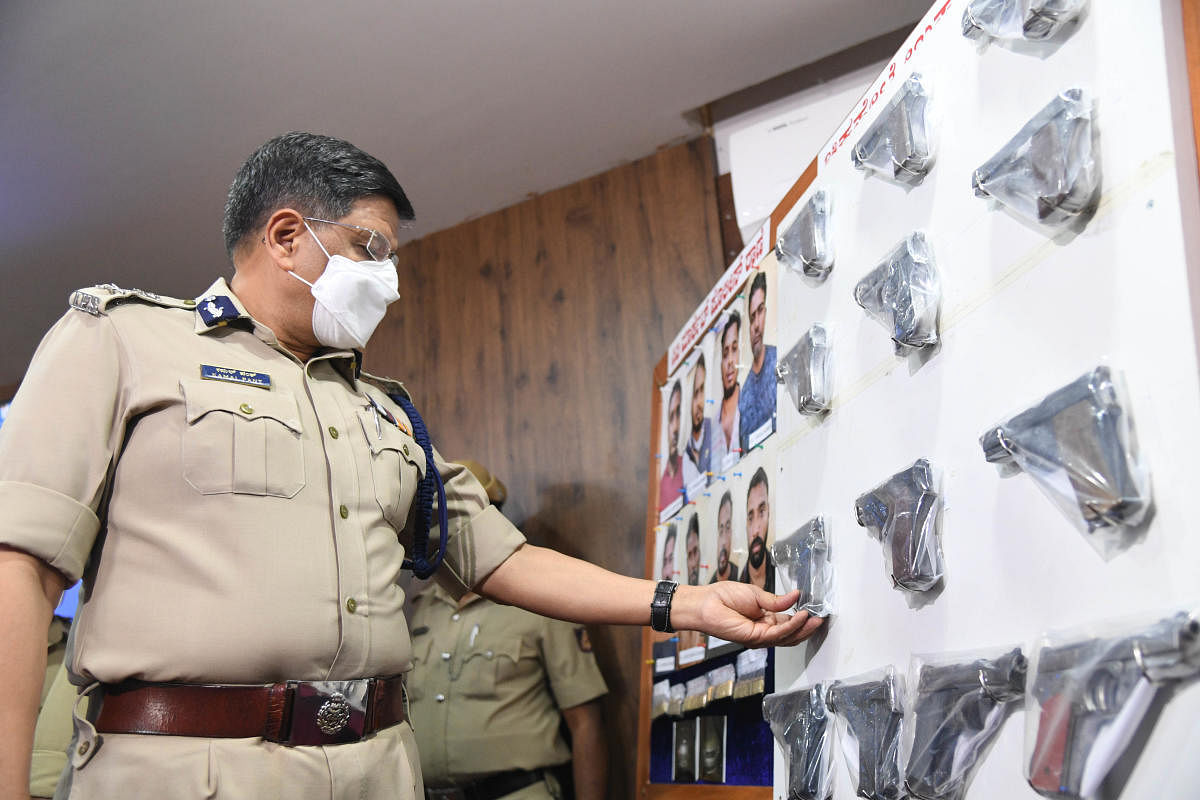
[261,208,308,270]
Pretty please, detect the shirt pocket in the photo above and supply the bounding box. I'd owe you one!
[356,407,426,530]
[454,635,523,699]
[180,378,305,498]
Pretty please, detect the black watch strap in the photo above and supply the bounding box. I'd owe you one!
[650,580,678,633]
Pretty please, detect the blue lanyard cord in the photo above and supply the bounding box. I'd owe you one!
[389,393,449,579]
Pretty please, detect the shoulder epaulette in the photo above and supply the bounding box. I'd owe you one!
[360,370,412,401]
[68,284,198,316]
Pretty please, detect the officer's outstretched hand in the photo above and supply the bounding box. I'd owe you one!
[672,583,823,648]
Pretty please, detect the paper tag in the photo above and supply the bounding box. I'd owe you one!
[659,496,684,523]
[748,419,774,449]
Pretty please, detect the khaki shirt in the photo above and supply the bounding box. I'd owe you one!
[0,279,525,800]
[408,583,607,785]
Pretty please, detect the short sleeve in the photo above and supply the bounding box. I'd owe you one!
[0,311,129,581]
[538,618,608,710]
[427,454,526,596]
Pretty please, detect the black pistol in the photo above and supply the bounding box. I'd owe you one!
[905,648,1026,800]
[826,669,906,800]
[855,459,944,592]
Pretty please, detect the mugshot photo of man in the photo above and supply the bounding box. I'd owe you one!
[709,490,738,583]
[659,378,700,511]
[685,513,702,585]
[740,467,774,592]
[659,523,678,582]
[684,353,712,480]
[709,310,742,472]
[738,271,777,453]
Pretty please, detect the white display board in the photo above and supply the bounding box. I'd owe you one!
[769,1,1200,798]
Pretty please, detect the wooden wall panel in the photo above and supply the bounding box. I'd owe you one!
[368,138,726,797]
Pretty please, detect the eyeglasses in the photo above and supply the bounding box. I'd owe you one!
[304,217,399,267]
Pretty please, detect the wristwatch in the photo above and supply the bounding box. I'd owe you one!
[650,580,679,633]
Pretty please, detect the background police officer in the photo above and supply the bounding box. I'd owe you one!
[410,461,608,800]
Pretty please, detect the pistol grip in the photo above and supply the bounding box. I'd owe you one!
[1030,694,1073,795]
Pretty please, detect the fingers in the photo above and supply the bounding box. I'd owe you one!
[755,610,825,647]
[788,613,825,644]
[758,609,810,641]
[755,587,800,613]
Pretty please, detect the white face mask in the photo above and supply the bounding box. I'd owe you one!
[291,220,400,349]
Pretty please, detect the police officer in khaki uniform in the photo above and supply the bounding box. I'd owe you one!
[410,461,607,800]
[0,132,823,800]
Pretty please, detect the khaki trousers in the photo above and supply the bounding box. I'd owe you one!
[63,721,423,800]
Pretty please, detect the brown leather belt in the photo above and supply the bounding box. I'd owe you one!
[95,676,406,747]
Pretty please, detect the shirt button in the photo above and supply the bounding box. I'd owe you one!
[402,443,411,457]
[239,403,254,415]
[77,741,90,756]
[328,426,339,439]
[345,597,357,614]
[339,505,349,519]
[441,652,451,661]
[451,613,460,621]
[183,299,197,307]
[485,650,494,659]
[435,693,446,703]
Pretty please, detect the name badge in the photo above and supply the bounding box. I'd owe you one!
[200,364,271,389]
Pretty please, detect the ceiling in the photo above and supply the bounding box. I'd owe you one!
[0,0,929,386]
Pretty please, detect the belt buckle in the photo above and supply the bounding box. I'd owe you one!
[425,789,468,800]
[285,679,370,746]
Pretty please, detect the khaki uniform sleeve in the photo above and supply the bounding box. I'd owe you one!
[538,618,608,711]
[426,453,525,597]
[0,311,129,581]
[41,618,68,705]
[30,660,84,798]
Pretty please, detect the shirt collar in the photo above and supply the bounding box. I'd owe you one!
[192,277,252,334]
[193,277,363,385]
[423,583,485,611]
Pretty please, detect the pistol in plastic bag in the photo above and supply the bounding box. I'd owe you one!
[852,73,935,185]
[770,515,833,617]
[827,671,906,800]
[905,648,1026,800]
[979,366,1148,533]
[776,190,834,279]
[855,458,945,591]
[962,0,1088,43]
[764,685,835,800]
[777,324,833,415]
[973,87,1098,226]
[854,232,940,352]
[1027,611,1200,798]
